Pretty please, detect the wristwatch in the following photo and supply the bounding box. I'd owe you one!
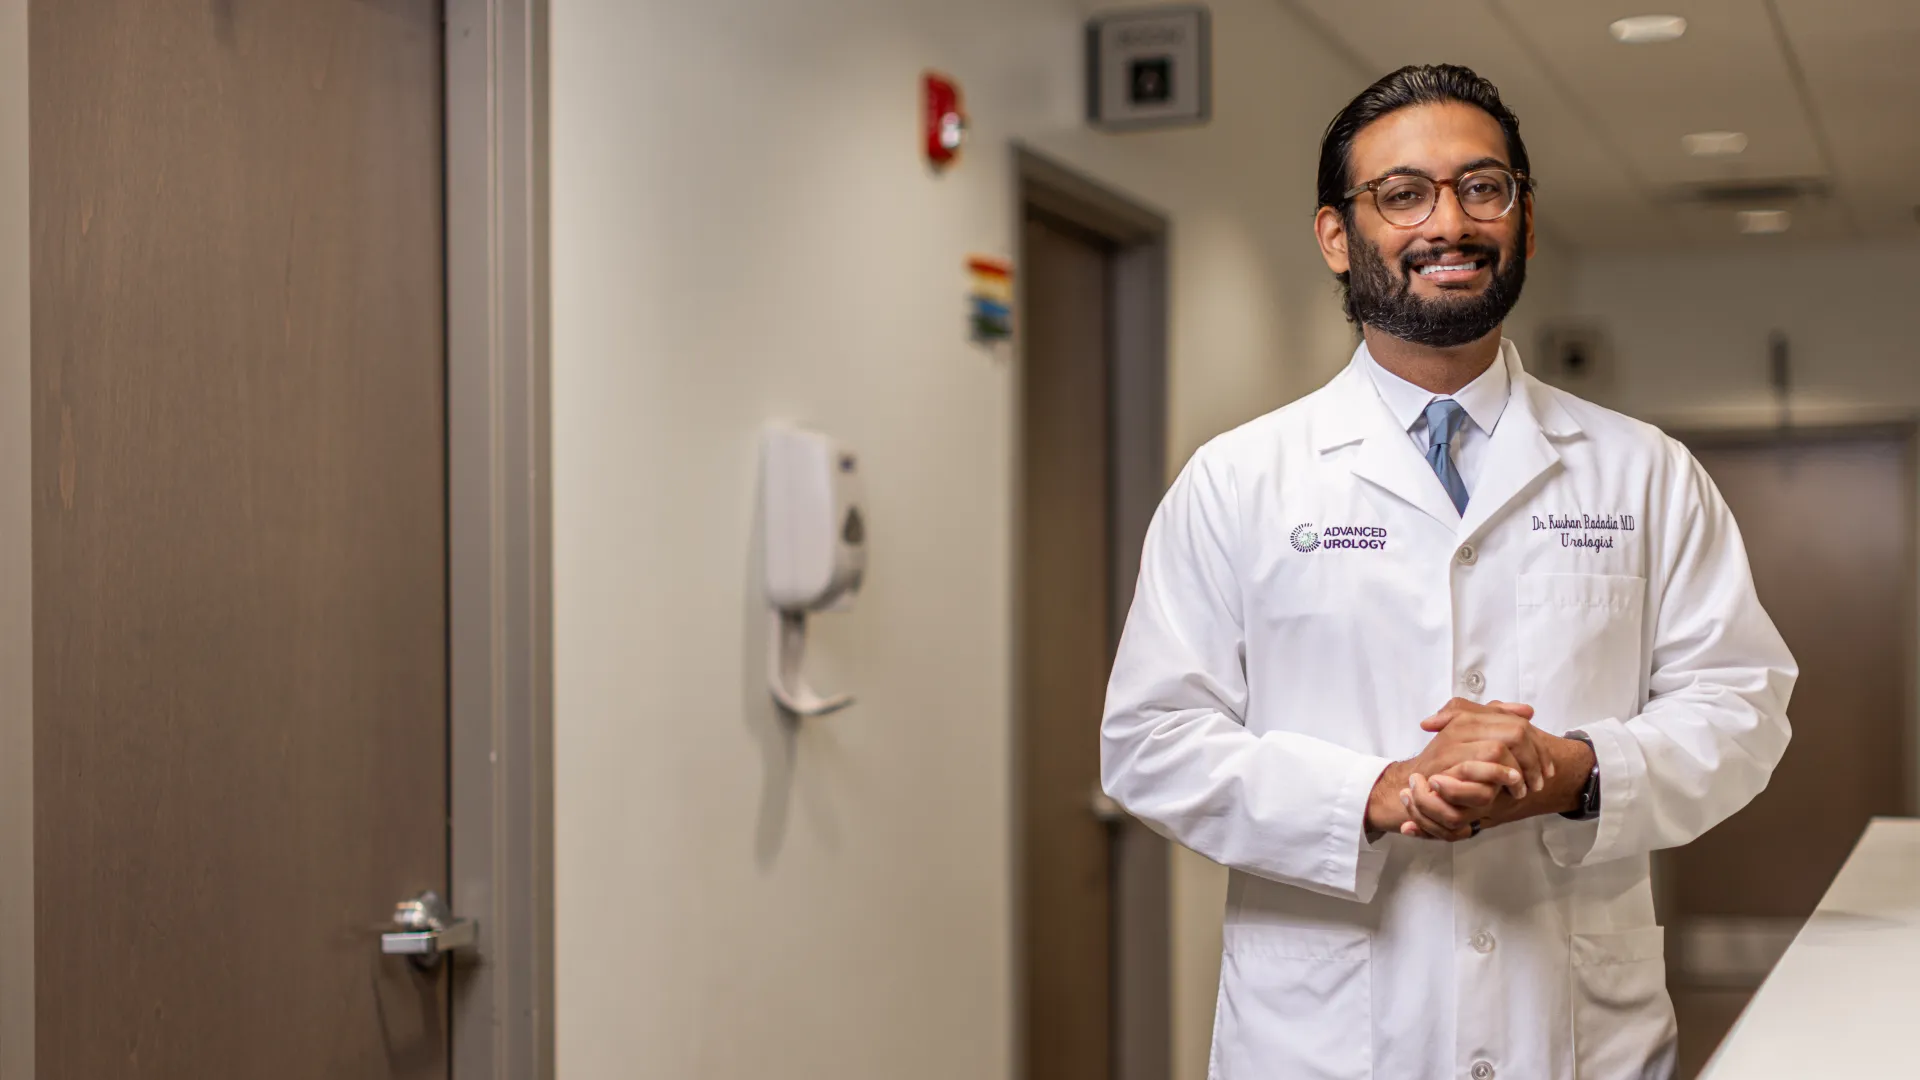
[1560,731,1601,821]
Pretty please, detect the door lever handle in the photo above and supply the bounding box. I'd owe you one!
[381,890,478,968]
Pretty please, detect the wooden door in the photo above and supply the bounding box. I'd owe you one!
[30,1,449,1076]
[1665,429,1916,1078]
[1019,210,1115,1080]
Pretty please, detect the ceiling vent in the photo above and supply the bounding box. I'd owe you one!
[1670,178,1829,206]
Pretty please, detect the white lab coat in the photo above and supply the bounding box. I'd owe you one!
[1102,341,1795,1080]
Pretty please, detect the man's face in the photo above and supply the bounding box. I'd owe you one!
[1315,101,1535,348]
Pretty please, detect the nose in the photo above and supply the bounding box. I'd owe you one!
[1422,182,1476,243]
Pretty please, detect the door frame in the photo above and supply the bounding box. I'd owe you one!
[1012,145,1171,1080]
[447,1,555,1077]
[0,0,30,1074]
[0,2,556,1076]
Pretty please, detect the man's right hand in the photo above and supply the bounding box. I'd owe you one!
[1365,699,1542,835]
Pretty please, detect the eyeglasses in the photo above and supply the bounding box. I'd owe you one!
[1341,167,1529,227]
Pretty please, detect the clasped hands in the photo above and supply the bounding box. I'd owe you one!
[1365,698,1596,842]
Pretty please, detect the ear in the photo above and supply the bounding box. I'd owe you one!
[1315,205,1350,274]
[1522,192,1536,260]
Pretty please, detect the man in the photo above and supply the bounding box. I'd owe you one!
[1100,64,1794,1080]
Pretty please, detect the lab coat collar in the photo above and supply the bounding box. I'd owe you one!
[1313,338,1582,536]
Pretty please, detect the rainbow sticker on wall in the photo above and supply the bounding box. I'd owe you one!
[967,256,1014,344]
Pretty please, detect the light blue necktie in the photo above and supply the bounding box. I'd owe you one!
[1423,399,1470,514]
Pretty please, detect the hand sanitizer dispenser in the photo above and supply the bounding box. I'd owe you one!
[762,426,866,715]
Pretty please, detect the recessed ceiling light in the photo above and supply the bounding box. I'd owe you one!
[1610,15,1688,43]
[1738,209,1791,235]
[1683,131,1749,156]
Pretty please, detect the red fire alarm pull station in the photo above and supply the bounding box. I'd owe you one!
[924,72,967,168]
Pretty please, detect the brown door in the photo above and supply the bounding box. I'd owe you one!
[30,2,449,1077]
[1019,209,1115,1080]
[1664,428,1916,1078]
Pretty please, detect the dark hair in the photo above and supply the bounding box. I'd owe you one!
[1316,64,1531,214]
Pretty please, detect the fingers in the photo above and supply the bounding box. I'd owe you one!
[1428,772,1500,811]
[1421,697,1487,732]
[1493,724,1547,794]
[1443,759,1525,793]
[1406,773,1472,841]
[1422,698,1537,732]
[1417,701,1547,796]
[1507,728,1558,787]
[1411,774,1466,829]
[1463,707,1546,794]
[1399,793,1441,839]
[1464,741,1529,798]
[1512,741,1546,795]
[1397,786,1443,839]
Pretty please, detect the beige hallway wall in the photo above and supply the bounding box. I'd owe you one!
[1568,241,1920,422]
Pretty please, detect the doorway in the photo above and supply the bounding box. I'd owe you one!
[1660,424,1918,1078]
[1014,148,1171,1080]
[14,2,552,1077]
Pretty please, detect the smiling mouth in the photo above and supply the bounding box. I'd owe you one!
[1415,260,1486,279]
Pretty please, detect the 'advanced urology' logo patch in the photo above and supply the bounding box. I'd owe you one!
[1291,523,1388,552]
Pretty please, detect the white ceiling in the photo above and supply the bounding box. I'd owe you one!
[1282,0,1920,251]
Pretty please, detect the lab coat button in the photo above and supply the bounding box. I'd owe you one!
[1462,670,1486,694]
[1471,931,1494,953]
[1456,543,1477,565]
[1471,1061,1495,1080]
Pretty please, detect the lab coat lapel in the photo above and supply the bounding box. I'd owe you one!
[1319,362,1463,531]
[1456,347,1580,542]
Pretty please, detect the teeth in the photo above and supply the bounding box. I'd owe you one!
[1420,261,1480,275]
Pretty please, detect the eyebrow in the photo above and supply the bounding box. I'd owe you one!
[1375,156,1513,181]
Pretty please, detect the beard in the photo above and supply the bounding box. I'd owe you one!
[1343,221,1527,349]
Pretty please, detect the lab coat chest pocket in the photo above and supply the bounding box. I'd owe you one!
[1211,925,1372,1080]
[1516,574,1647,734]
[1569,927,1677,1079]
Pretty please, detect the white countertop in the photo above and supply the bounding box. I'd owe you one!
[1699,816,1920,1078]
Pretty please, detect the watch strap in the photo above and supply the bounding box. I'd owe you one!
[1560,731,1601,821]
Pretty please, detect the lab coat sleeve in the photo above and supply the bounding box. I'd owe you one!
[1542,448,1796,868]
[1101,448,1395,903]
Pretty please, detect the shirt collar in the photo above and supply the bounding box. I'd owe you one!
[1359,340,1511,437]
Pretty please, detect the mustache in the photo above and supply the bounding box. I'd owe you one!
[1400,244,1502,272]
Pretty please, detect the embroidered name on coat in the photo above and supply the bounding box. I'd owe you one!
[1533,513,1636,550]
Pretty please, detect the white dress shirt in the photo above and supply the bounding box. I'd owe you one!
[1359,341,1510,496]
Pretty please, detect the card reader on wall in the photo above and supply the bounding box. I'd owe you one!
[763,425,866,716]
